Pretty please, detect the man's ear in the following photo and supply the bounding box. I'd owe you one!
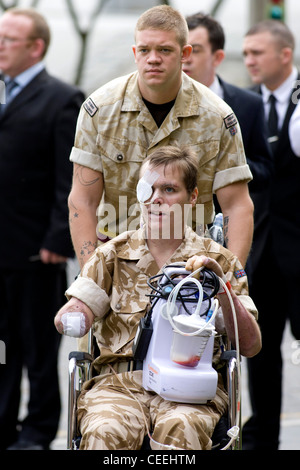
[181,44,193,63]
[280,46,293,66]
[31,38,46,60]
[213,49,225,68]
[190,187,198,206]
[132,45,137,63]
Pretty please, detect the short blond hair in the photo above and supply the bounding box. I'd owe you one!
[135,5,188,48]
[245,19,295,51]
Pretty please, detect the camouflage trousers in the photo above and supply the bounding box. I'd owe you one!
[77,369,228,450]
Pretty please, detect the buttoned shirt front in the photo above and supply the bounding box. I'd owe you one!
[261,66,298,132]
[70,72,252,238]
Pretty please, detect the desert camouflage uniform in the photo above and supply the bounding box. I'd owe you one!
[66,226,257,450]
[70,71,252,238]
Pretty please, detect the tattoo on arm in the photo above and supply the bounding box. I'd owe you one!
[69,166,101,224]
[79,240,97,265]
[223,216,229,247]
[75,165,101,186]
[68,196,79,224]
[70,166,101,263]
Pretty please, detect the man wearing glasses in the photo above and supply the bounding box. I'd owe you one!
[0,8,84,450]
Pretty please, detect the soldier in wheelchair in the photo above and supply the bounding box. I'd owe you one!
[55,145,261,450]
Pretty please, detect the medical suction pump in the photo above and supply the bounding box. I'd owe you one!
[133,263,221,404]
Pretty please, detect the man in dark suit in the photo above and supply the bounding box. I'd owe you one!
[242,19,300,450]
[0,8,84,449]
[184,12,272,275]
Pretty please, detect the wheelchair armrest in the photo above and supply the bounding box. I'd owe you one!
[220,350,237,362]
[68,351,93,363]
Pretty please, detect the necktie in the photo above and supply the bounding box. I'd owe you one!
[268,94,279,150]
[6,79,18,101]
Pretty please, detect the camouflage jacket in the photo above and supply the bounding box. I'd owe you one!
[66,226,257,368]
[70,72,252,237]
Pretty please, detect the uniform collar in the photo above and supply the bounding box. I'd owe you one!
[121,71,203,118]
[116,226,205,264]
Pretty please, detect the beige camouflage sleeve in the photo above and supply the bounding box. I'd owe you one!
[65,248,113,318]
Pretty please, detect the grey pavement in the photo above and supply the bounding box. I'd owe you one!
[14,0,300,452]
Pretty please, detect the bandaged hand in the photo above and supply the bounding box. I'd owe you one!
[54,297,94,337]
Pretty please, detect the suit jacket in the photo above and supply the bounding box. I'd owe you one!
[215,77,273,275]
[219,76,273,194]
[251,77,300,274]
[0,69,85,268]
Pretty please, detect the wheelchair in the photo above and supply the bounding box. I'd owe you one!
[66,265,242,451]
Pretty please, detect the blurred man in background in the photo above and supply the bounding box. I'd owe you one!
[184,13,272,286]
[0,8,84,450]
[242,19,300,450]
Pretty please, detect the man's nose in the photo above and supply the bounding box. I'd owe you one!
[244,53,254,66]
[150,188,164,204]
[147,50,161,62]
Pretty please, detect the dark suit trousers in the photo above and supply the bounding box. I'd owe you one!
[243,233,300,449]
[0,263,67,449]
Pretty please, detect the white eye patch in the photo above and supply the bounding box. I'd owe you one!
[136,169,160,204]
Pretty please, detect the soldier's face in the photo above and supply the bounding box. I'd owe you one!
[140,163,197,239]
[132,29,191,101]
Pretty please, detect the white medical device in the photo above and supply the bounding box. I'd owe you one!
[133,263,221,404]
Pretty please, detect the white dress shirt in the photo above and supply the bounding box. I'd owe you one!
[288,74,300,156]
[261,66,300,156]
[209,76,224,99]
[3,61,45,103]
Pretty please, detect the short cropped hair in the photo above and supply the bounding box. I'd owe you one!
[6,7,51,57]
[135,5,188,48]
[245,19,295,51]
[142,145,198,195]
[186,12,225,52]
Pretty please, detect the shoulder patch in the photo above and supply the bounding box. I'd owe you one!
[83,97,98,117]
[224,113,238,129]
[234,269,246,279]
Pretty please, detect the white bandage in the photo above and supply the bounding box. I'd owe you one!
[61,312,86,338]
[136,169,159,204]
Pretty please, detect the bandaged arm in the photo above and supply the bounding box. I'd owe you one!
[54,297,95,338]
[54,270,111,337]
